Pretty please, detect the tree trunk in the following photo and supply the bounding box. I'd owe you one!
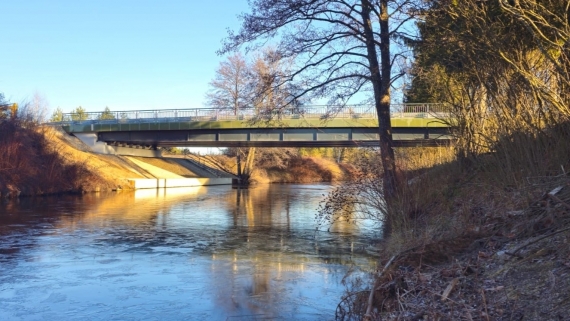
[360,0,398,197]
[378,0,398,198]
[236,147,256,185]
[236,150,242,178]
[244,147,256,177]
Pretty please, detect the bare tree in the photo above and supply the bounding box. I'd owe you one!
[206,53,259,184]
[220,0,422,203]
[249,48,301,111]
[205,53,250,115]
[18,91,50,123]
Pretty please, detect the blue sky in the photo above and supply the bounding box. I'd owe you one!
[1,0,249,113]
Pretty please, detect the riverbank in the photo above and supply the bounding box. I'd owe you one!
[0,121,128,197]
[347,123,570,320]
[191,151,357,185]
[0,121,356,197]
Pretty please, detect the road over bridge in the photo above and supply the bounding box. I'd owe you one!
[54,104,452,152]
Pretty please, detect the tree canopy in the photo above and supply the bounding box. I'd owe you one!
[0,93,18,120]
[50,107,65,122]
[206,53,250,115]
[222,0,424,201]
[406,0,570,158]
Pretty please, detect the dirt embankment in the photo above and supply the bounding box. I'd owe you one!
[350,180,570,321]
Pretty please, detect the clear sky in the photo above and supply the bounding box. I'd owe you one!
[1,0,249,113]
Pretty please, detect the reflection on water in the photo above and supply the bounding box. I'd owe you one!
[0,184,380,320]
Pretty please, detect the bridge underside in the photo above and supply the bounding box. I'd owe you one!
[97,127,453,148]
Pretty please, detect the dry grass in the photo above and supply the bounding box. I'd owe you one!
[0,120,95,196]
[0,121,146,197]
[338,122,570,320]
[208,148,358,184]
[264,156,355,183]
[42,126,147,188]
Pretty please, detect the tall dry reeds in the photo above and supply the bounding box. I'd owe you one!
[481,122,570,188]
[389,121,570,255]
[318,117,570,253]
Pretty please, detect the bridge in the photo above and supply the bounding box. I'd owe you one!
[53,104,452,154]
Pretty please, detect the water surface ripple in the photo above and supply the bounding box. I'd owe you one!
[0,184,380,320]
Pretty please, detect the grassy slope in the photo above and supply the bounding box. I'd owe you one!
[345,124,570,320]
[0,122,149,196]
[1,123,355,197]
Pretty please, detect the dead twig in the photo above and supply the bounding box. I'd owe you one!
[426,289,462,305]
[547,193,570,210]
[363,254,396,321]
[480,288,490,321]
[441,278,459,301]
[508,226,570,256]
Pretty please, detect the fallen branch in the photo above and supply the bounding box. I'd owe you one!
[547,193,570,210]
[509,226,570,256]
[363,255,396,321]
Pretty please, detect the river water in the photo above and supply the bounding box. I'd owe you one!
[0,184,381,320]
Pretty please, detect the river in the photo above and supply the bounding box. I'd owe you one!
[0,184,381,320]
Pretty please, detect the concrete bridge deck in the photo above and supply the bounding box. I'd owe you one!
[53,104,453,148]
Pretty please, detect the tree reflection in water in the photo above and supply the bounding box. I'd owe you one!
[0,184,380,320]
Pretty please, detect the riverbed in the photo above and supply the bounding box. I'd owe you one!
[0,184,381,320]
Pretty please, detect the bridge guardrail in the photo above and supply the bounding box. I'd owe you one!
[51,103,449,125]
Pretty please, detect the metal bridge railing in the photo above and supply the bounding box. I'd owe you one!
[52,103,448,124]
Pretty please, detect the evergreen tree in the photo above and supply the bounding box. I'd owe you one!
[50,107,65,122]
[98,107,116,120]
[70,106,88,121]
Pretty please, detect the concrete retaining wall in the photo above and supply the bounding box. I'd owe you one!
[73,132,233,188]
[128,178,232,189]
